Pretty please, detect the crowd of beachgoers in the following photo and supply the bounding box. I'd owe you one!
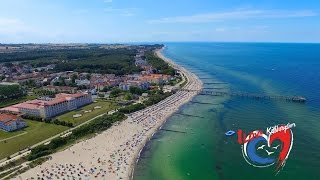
[16,49,203,180]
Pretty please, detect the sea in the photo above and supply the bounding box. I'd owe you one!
[133,42,320,180]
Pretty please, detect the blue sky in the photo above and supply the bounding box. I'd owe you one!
[0,0,319,43]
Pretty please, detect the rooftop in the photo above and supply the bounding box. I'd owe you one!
[0,113,20,125]
[1,93,89,111]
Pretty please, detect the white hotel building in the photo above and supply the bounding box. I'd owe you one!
[1,93,92,120]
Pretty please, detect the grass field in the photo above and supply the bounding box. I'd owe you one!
[0,120,68,160]
[0,129,25,141]
[0,100,116,160]
[56,100,117,126]
[0,95,37,108]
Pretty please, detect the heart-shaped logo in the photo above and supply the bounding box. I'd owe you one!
[238,124,295,174]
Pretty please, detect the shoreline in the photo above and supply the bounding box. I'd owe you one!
[15,47,203,180]
[129,47,203,179]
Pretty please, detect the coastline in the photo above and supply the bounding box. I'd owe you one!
[15,47,203,180]
[129,48,203,178]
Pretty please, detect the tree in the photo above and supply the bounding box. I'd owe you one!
[86,73,91,80]
[129,86,144,95]
[4,62,13,67]
[124,93,133,100]
[0,75,5,81]
[98,93,105,98]
[71,74,78,83]
[26,79,37,88]
[101,86,112,92]
[0,84,24,100]
[110,88,122,98]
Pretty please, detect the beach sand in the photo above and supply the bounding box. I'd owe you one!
[15,48,203,180]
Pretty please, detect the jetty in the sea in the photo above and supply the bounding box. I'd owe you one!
[180,89,307,103]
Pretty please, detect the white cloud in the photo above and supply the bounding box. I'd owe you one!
[104,8,137,16]
[72,9,89,15]
[0,18,30,34]
[215,28,226,32]
[148,9,317,24]
[0,18,76,43]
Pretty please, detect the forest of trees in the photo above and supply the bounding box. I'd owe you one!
[0,44,173,77]
[145,51,175,76]
[0,84,24,100]
[53,48,142,75]
[0,47,142,75]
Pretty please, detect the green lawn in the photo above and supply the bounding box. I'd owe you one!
[56,100,117,126]
[0,100,116,160]
[0,120,68,160]
[0,95,37,108]
[0,129,25,140]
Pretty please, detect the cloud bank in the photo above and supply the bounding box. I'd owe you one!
[148,9,317,24]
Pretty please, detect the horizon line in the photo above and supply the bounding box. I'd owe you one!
[1,41,320,45]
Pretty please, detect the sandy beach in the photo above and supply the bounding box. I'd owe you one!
[15,48,203,180]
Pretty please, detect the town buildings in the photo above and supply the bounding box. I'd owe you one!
[119,80,150,91]
[140,74,172,85]
[43,85,77,94]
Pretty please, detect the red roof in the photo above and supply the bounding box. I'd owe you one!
[0,106,20,113]
[0,114,20,125]
[2,93,89,111]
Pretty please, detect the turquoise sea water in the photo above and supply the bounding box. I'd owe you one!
[133,43,320,180]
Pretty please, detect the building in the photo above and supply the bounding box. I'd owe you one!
[135,56,147,67]
[1,93,92,120]
[119,80,150,91]
[0,113,26,132]
[43,85,77,94]
[0,82,20,86]
[75,79,90,87]
[140,74,172,85]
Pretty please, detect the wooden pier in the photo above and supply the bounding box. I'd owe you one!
[181,89,307,103]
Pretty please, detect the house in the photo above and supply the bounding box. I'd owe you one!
[140,74,172,85]
[0,82,19,86]
[119,82,131,91]
[139,93,149,101]
[50,77,60,85]
[75,79,90,87]
[91,82,108,91]
[135,55,147,66]
[0,113,26,132]
[43,85,77,94]
[119,80,150,91]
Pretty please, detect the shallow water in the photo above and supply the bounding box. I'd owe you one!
[133,42,320,180]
